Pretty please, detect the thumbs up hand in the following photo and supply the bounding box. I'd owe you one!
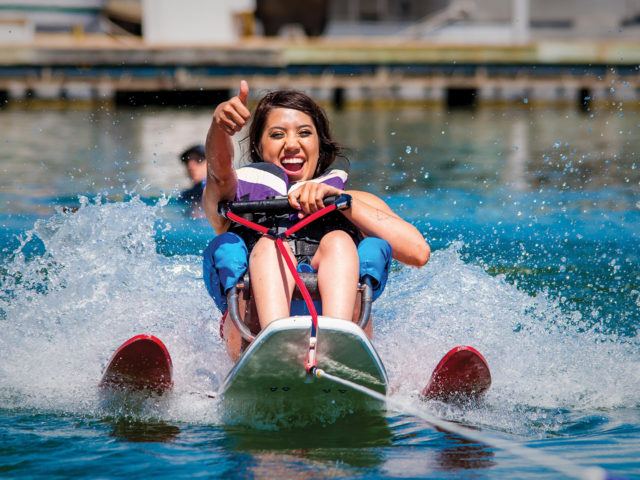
[213,80,251,136]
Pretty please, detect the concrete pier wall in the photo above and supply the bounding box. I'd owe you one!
[0,36,638,109]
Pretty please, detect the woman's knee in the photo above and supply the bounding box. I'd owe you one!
[318,230,357,255]
[314,231,358,272]
[249,237,274,263]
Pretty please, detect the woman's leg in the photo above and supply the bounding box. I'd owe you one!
[249,237,296,329]
[312,231,359,320]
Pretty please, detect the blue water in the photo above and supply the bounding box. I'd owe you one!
[0,106,639,479]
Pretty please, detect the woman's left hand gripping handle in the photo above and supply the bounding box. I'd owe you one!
[289,182,345,218]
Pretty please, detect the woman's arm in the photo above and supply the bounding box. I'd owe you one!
[203,81,251,233]
[344,190,430,267]
[288,183,430,267]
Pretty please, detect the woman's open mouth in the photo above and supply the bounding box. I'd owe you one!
[281,157,304,174]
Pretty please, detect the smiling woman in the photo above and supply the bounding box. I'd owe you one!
[247,88,339,183]
[259,108,319,181]
[202,81,429,338]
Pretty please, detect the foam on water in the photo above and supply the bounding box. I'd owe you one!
[0,197,229,423]
[1,198,638,432]
[375,243,640,435]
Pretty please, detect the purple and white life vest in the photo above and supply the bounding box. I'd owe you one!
[235,162,348,202]
[231,161,358,257]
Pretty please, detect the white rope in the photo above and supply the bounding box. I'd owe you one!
[315,368,609,480]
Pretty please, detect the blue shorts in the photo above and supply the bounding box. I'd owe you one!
[357,237,392,301]
[202,232,248,312]
[202,234,391,313]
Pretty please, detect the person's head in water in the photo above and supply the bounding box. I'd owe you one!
[248,90,342,182]
[180,144,207,184]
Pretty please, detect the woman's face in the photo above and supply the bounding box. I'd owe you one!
[259,107,319,182]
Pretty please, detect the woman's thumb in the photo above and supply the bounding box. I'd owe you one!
[238,80,249,105]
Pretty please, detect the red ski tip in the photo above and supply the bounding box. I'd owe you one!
[100,334,173,394]
[421,345,491,403]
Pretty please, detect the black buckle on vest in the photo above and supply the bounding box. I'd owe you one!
[267,226,283,239]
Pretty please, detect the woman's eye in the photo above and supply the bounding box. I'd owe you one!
[299,130,312,137]
[270,132,284,139]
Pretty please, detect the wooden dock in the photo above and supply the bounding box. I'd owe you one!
[0,34,638,108]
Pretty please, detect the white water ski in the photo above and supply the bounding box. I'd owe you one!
[220,316,388,426]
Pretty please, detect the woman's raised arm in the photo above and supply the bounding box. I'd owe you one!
[203,80,251,233]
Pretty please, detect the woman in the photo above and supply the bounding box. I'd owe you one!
[203,80,430,331]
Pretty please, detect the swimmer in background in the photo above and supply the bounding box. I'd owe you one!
[178,144,207,203]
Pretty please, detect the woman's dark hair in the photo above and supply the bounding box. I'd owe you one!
[248,90,343,177]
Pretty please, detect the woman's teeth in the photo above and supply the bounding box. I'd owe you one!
[282,158,304,172]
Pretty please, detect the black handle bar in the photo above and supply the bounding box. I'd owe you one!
[218,193,351,217]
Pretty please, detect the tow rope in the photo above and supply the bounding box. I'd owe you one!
[224,194,351,375]
[312,368,609,480]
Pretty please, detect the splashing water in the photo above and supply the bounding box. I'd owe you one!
[0,197,229,422]
[0,198,638,435]
[376,244,639,435]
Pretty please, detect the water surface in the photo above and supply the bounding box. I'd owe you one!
[1,105,638,478]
